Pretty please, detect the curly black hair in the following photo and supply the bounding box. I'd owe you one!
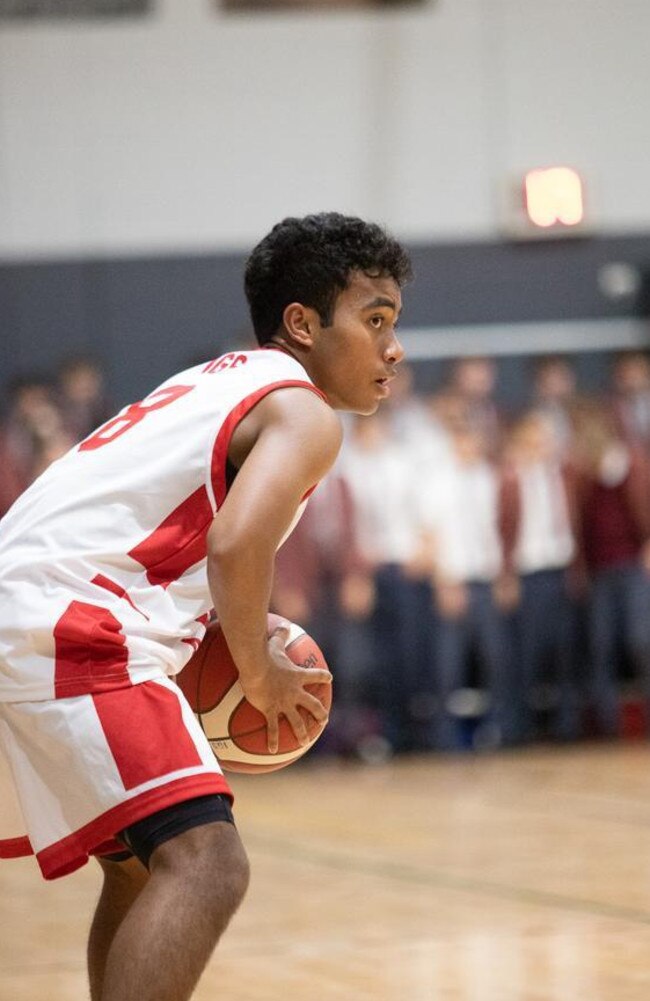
[244,212,412,345]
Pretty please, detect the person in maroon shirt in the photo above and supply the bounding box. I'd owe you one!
[571,400,650,736]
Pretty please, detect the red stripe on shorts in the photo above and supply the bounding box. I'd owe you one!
[92,683,203,791]
[127,486,213,588]
[54,601,130,699]
[36,772,232,880]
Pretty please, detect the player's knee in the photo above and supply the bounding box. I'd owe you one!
[204,826,251,915]
[151,821,250,920]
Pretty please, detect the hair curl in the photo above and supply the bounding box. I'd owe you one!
[244,212,412,345]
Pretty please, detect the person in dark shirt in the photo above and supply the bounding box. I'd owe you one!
[571,399,650,736]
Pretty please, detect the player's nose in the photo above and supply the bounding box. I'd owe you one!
[384,331,405,366]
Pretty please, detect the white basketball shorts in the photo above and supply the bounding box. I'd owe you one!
[0,675,232,880]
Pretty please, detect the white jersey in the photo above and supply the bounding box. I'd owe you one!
[0,348,324,702]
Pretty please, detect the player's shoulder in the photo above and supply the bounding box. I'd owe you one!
[253,388,342,471]
[260,381,340,435]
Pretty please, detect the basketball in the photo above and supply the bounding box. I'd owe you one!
[177,613,331,773]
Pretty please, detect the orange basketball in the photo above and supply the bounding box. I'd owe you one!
[177,613,331,773]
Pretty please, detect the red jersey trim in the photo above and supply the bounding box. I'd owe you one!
[210,379,328,509]
[0,835,33,859]
[30,773,232,880]
[259,348,330,407]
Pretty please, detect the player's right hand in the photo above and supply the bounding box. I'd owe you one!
[239,628,332,753]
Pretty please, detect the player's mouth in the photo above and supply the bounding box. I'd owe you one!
[375,377,392,397]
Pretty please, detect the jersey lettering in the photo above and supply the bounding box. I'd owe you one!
[203,354,248,374]
[79,385,194,452]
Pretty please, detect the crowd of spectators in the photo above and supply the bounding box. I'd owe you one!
[0,355,113,517]
[274,351,650,760]
[3,349,650,762]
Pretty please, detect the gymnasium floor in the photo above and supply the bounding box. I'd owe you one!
[3,744,650,1000]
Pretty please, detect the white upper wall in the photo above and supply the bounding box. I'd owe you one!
[0,0,649,259]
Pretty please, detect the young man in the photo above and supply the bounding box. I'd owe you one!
[0,212,411,1001]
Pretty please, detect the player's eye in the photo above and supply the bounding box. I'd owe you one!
[369,315,384,329]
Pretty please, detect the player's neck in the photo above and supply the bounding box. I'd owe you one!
[265,338,291,354]
[264,337,318,387]
[265,339,305,367]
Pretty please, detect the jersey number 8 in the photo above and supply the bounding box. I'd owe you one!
[79,385,194,452]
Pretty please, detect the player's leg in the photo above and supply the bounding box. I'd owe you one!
[100,809,250,1001]
[88,852,150,1001]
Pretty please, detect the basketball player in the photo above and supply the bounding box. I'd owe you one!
[0,213,411,1001]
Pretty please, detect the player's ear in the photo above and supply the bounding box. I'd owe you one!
[282,303,317,348]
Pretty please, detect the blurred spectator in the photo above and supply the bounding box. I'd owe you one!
[500,410,582,742]
[384,362,450,464]
[571,399,650,737]
[428,388,469,435]
[2,374,74,488]
[337,411,436,754]
[420,423,518,751]
[444,356,503,457]
[531,354,579,460]
[0,429,25,517]
[609,350,650,453]
[58,354,113,441]
[272,470,376,755]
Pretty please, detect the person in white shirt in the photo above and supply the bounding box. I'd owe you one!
[500,410,581,742]
[418,422,518,751]
[337,411,436,752]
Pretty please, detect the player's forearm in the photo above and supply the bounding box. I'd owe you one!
[207,537,275,683]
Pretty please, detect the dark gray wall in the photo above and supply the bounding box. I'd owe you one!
[2,233,650,407]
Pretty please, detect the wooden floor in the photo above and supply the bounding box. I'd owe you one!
[3,744,650,999]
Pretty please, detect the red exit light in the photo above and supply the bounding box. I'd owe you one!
[523,167,585,229]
